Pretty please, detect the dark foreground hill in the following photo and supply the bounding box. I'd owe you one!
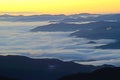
[0,55,114,80]
[59,67,120,80]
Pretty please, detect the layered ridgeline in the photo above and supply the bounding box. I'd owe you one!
[70,21,120,39]
[70,21,120,49]
[30,22,82,32]
[60,14,120,22]
[1,13,120,22]
[31,21,120,49]
[0,55,113,80]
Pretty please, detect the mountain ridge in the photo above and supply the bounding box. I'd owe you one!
[0,55,114,80]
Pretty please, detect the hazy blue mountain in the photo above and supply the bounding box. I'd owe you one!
[71,21,120,49]
[15,14,66,22]
[31,21,120,49]
[61,16,98,22]
[1,13,120,22]
[0,55,113,80]
[0,14,67,22]
[31,21,120,39]
[31,21,110,32]
[71,21,120,39]
[61,14,120,22]
[30,22,82,32]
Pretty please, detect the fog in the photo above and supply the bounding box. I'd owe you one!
[0,21,119,66]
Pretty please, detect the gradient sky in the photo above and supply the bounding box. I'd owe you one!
[0,0,120,15]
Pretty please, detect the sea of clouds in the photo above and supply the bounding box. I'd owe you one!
[0,21,119,66]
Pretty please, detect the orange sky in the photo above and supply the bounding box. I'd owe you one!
[0,0,120,15]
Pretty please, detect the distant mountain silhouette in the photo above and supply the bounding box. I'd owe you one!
[0,55,114,80]
[31,21,120,37]
[0,14,66,22]
[71,21,120,39]
[31,21,113,32]
[15,15,66,22]
[70,21,120,49]
[31,21,120,49]
[61,14,120,22]
[59,67,120,80]
[30,22,82,32]
[31,21,120,40]
[1,13,120,22]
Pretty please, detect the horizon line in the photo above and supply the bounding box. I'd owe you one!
[0,12,120,16]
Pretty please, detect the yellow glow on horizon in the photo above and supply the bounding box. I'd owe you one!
[0,0,120,15]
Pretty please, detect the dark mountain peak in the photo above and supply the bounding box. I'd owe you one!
[0,55,30,60]
[93,67,120,73]
[100,64,115,67]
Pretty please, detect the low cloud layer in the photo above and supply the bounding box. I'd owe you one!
[0,21,119,66]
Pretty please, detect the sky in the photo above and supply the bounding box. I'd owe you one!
[0,0,120,15]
